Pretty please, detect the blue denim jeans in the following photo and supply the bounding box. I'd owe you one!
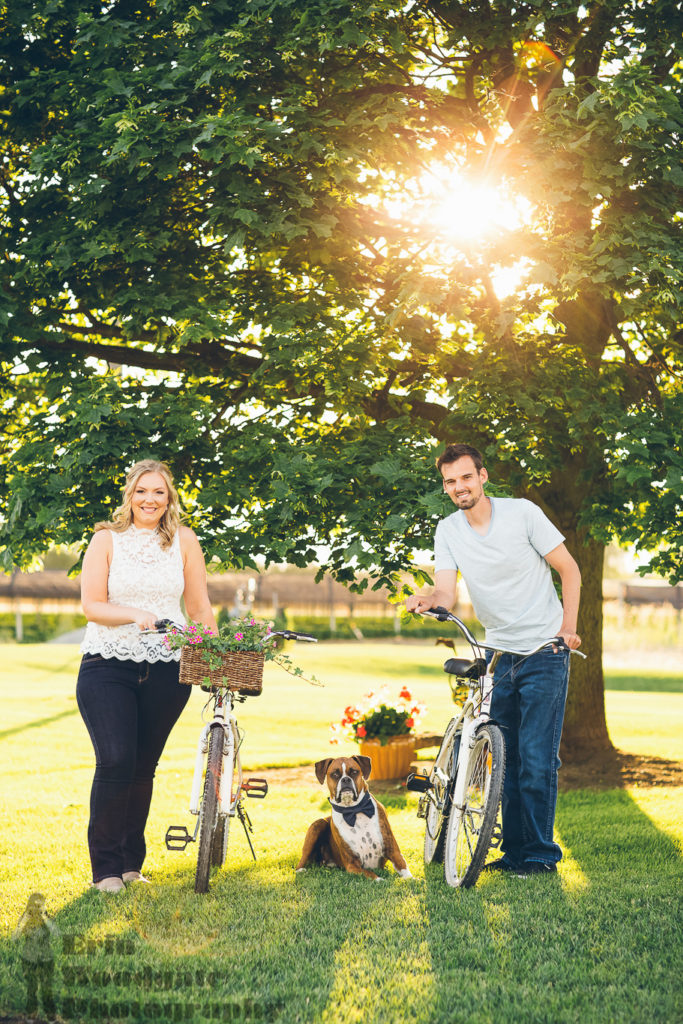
[488,646,570,866]
[76,654,190,882]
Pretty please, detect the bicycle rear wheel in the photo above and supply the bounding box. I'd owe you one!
[195,724,227,893]
[423,730,460,865]
[443,723,505,888]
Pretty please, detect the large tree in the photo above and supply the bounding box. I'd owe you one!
[1,1,681,756]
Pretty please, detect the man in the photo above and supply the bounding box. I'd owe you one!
[406,443,581,876]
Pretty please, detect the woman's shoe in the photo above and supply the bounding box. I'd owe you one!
[122,871,150,884]
[93,876,125,893]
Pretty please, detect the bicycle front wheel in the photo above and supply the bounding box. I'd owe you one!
[443,723,505,888]
[195,724,226,893]
[424,730,460,865]
[211,740,238,868]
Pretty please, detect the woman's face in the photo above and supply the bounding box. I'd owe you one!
[130,471,169,530]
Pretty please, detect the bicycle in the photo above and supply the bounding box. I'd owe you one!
[147,621,317,893]
[406,607,586,888]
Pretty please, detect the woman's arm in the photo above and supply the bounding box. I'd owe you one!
[179,527,218,633]
[80,531,159,630]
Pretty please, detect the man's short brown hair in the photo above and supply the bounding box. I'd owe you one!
[436,443,484,473]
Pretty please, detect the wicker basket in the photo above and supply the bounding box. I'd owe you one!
[179,647,264,696]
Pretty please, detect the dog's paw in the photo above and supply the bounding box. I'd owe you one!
[373,876,386,883]
[295,867,306,873]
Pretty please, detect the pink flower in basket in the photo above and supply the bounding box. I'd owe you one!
[163,616,322,688]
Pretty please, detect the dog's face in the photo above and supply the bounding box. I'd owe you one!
[314,756,372,805]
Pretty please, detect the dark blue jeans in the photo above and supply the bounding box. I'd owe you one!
[488,646,570,866]
[76,655,190,883]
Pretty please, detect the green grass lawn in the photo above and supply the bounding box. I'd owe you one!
[1,643,682,1024]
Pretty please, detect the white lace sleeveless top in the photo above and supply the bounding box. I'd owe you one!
[81,525,186,663]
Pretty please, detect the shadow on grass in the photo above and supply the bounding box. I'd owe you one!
[2,794,680,1024]
[419,789,682,1024]
[604,672,683,693]
[1,859,418,1024]
[0,708,80,741]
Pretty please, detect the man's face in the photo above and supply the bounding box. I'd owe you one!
[440,456,488,510]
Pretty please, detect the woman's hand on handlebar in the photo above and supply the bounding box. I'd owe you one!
[132,609,161,632]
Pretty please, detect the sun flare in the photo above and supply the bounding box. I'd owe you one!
[382,162,535,298]
[417,162,532,241]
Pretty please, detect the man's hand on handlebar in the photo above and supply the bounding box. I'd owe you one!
[405,595,439,614]
[556,630,582,651]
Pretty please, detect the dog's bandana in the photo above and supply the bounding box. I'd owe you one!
[329,791,376,827]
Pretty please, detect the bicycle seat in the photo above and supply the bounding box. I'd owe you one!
[443,657,486,679]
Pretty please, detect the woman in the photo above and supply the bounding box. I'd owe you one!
[77,459,217,892]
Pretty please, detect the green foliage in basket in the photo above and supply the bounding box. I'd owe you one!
[163,618,321,685]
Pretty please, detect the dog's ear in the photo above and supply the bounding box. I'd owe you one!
[354,755,372,780]
[314,758,333,785]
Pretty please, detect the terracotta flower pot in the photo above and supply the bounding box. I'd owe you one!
[358,734,415,781]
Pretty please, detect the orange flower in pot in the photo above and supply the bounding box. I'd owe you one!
[330,686,426,780]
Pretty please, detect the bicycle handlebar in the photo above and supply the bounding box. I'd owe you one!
[141,620,318,644]
[415,607,587,659]
[420,607,481,648]
[267,630,318,643]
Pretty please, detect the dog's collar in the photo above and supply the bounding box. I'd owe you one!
[329,790,375,827]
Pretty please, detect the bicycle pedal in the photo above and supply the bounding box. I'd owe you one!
[242,777,268,799]
[165,825,195,850]
[406,771,432,794]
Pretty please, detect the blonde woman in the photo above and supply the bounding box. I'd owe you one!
[77,459,217,893]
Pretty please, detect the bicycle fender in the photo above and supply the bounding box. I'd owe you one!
[474,717,503,733]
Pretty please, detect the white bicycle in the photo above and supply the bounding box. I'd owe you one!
[156,624,317,893]
[407,607,585,888]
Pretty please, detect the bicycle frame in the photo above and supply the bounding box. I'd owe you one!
[425,669,488,822]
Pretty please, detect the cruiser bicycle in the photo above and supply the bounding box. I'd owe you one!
[147,621,316,893]
[407,607,586,888]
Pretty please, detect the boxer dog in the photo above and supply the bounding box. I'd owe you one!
[296,755,412,881]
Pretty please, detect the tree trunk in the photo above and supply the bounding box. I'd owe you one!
[531,472,615,763]
[558,529,614,760]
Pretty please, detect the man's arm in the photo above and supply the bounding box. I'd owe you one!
[405,570,458,614]
[544,543,582,649]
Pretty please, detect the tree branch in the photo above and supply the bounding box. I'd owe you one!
[24,334,261,377]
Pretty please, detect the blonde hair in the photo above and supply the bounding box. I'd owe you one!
[95,459,183,549]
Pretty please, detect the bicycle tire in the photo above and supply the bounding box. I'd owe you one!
[195,724,224,893]
[424,730,460,865]
[443,722,505,888]
[211,741,238,867]
[210,812,229,867]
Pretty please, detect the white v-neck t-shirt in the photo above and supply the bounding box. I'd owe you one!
[433,497,565,653]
